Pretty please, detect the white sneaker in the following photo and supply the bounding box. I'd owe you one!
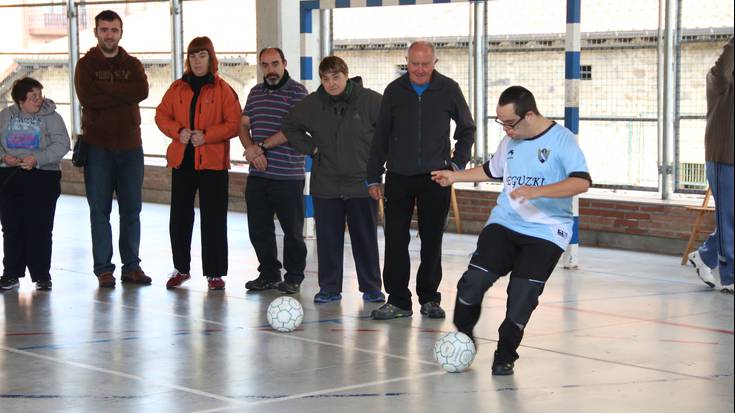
[688,251,716,288]
[721,284,734,294]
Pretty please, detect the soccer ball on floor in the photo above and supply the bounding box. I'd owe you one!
[267,296,304,332]
[433,331,476,373]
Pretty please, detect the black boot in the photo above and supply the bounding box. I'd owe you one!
[453,297,481,343]
[492,318,524,376]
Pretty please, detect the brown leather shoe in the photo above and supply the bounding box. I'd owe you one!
[97,272,116,288]
[121,269,152,285]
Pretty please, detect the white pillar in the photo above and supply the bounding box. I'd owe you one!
[67,0,81,136]
[170,0,184,81]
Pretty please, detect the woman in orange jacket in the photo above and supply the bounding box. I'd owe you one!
[155,36,241,291]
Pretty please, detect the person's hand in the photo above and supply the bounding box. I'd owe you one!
[244,144,267,170]
[190,130,205,147]
[509,185,541,203]
[3,155,21,167]
[19,156,37,170]
[244,144,264,162]
[179,128,192,144]
[251,153,268,170]
[430,170,455,187]
[368,185,383,201]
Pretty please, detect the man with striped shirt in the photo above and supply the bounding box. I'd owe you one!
[240,47,308,294]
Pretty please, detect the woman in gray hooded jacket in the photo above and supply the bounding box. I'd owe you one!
[0,77,70,291]
[284,56,385,304]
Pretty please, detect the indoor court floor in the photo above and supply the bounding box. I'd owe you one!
[1,195,733,412]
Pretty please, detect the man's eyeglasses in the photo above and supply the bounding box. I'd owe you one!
[494,116,524,129]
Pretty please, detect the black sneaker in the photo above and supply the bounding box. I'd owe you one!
[0,276,20,291]
[371,303,413,320]
[245,277,280,291]
[420,302,446,319]
[491,361,515,376]
[276,280,301,294]
[491,351,515,376]
[36,280,53,291]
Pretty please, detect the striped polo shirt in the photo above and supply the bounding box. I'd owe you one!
[243,78,308,180]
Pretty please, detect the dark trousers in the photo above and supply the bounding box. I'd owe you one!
[245,176,306,283]
[383,172,451,310]
[313,196,382,294]
[0,168,61,281]
[453,224,564,364]
[170,145,228,277]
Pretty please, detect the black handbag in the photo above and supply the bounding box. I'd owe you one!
[71,134,87,167]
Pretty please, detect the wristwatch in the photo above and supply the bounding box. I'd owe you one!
[257,141,268,151]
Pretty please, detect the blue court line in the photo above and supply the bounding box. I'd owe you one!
[0,394,146,400]
[5,373,731,403]
[16,330,221,351]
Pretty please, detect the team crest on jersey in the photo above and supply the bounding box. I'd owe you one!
[538,148,551,163]
[506,149,515,160]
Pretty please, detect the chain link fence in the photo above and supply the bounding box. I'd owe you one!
[0,0,257,162]
[332,0,733,192]
[1,0,733,191]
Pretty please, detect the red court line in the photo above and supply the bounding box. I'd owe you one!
[6,328,224,337]
[329,328,382,332]
[545,304,734,335]
[659,339,720,345]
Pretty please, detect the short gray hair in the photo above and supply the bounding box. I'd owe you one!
[407,41,436,60]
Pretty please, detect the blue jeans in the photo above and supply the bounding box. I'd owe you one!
[698,162,734,285]
[84,144,144,276]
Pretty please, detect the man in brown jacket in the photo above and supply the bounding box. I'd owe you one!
[74,10,150,288]
[687,36,734,294]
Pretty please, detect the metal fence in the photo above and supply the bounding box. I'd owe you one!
[1,0,733,192]
[0,0,257,162]
[331,0,734,193]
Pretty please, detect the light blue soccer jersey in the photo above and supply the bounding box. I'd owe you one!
[484,123,589,249]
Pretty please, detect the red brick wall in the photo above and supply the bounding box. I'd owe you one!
[450,188,714,254]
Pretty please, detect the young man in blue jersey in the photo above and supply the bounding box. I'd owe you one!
[239,47,309,294]
[431,86,591,376]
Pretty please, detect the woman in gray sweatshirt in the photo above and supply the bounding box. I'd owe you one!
[0,77,70,291]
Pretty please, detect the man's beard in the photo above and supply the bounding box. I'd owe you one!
[265,74,281,85]
[99,41,119,54]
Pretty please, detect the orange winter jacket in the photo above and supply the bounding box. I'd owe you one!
[155,74,241,170]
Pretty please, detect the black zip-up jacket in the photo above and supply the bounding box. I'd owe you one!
[366,70,475,184]
[283,77,382,199]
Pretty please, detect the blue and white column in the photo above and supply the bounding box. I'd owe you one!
[563,0,581,268]
[300,1,322,237]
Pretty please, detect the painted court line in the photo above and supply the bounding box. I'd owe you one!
[520,343,714,381]
[0,344,249,407]
[191,370,446,413]
[93,297,724,384]
[543,303,734,335]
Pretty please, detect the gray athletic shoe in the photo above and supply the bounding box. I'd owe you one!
[420,302,446,319]
[371,303,413,320]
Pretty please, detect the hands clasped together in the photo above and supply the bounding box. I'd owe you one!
[3,155,38,170]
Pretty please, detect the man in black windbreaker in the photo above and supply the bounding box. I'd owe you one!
[367,41,475,320]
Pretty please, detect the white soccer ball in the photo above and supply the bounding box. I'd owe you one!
[433,331,476,373]
[267,296,304,332]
